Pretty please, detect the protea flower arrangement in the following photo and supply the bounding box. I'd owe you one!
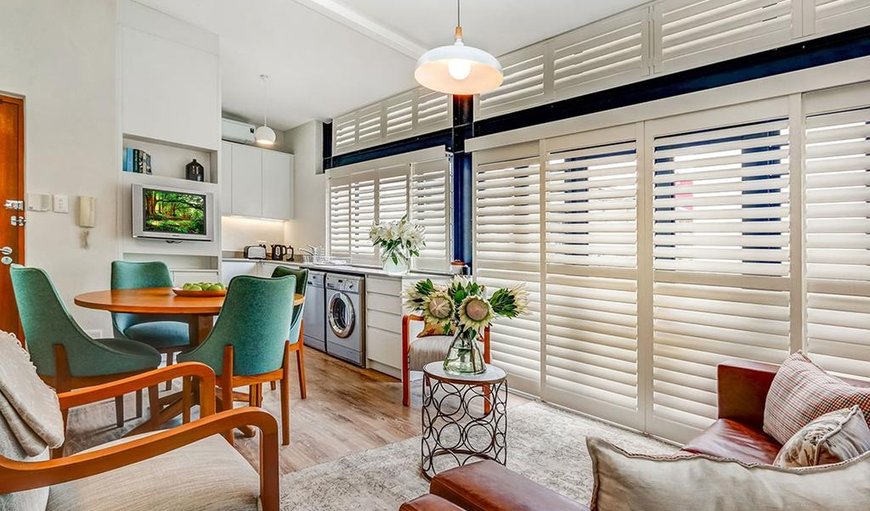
[370,215,425,275]
[405,276,528,375]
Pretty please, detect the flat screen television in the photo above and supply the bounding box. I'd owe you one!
[132,184,215,242]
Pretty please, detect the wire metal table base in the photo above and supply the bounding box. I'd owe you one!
[421,370,507,480]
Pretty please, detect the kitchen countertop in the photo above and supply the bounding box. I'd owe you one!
[221,258,454,280]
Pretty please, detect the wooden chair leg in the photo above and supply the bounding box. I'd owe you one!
[182,376,191,424]
[270,381,277,391]
[249,384,258,406]
[280,342,291,446]
[296,343,307,400]
[114,395,124,428]
[402,317,411,407]
[222,345,235,445]
[164,351,176,391]
[147,385,161,431]
[135,389,143,418]
[51,407,69,459]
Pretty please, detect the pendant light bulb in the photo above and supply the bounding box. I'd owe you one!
[447,58,472,80]
[256,74,276,146]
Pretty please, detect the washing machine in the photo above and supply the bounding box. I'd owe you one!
[325,273,365,366]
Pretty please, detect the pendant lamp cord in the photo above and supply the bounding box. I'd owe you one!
[454,0,463,40]
[261,74,269,126]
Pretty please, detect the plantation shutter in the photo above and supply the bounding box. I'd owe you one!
[411,158,451,272]
[473,142,542,394]
[542,125,642,428]
[812,0,870,36]
[647,100,792,442]
[653,0,794,74]
[328,177,352,260]
[804,85,870,381]
[349,172,377,265]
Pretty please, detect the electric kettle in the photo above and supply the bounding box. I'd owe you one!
[270,244,287,261]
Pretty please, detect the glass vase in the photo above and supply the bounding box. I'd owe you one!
[382,251,410,275]
[443,330,487,375]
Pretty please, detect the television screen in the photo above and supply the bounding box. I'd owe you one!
[132,184,214,241]
[142,188,206,235]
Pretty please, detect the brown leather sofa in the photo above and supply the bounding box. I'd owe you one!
[401,359,870,510]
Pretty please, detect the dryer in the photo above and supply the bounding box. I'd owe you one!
[325,273,365,366]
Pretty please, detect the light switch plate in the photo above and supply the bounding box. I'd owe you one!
[53,194,69,213]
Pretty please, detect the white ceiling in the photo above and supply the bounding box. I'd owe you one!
[137,0,649,131]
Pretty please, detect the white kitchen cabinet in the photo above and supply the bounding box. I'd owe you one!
[222,141,293,220]
[230,144,264,218]
[220,260,259,285]
[262,151,294,219]
[220,142,233,216]
[121,26,219,150]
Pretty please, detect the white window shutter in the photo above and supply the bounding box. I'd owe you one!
[328,177,352,260]
[647,101,792,441]
[349,172,377,265]
[473,142,542,395]
[542,125,642,428]
[411,158,451,272]
[653,0,794,74]
[812,0,870,36]
[804,86,870,381]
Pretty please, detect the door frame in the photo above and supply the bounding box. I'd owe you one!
[1,94,25,341]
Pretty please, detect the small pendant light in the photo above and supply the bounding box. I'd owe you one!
[254,74,276,146]
[414,0,503,95]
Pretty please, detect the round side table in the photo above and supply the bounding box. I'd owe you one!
[420,362,508,480]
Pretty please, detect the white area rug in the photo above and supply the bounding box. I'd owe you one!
[279,402,675,510]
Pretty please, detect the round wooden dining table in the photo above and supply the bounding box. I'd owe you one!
[74,287,305,345]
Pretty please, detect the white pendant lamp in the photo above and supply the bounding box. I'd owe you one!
[414,0,503,95]
[255,74,276,146]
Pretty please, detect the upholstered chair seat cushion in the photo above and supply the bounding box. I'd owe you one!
[408,336,457,371]
[121,321,191,350]
[47,434,260,511]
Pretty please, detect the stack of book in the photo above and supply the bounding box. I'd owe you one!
[122,148,152,174]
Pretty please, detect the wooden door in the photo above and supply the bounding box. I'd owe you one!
[0,95,25,338]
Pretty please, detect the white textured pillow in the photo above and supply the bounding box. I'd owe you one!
[588,437,870,511]
[774,406,870,468]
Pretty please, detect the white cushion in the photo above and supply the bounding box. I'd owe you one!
[47,434,260,511]
[588,437,870,511]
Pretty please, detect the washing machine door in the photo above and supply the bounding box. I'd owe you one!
[328,292,355,339]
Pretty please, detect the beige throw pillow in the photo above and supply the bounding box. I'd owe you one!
[763,351,870,444]
[774,406,870,468]
[588,437,870,511]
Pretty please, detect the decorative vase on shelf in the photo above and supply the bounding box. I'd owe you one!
[443,329,487,375]
[382,251,410,275]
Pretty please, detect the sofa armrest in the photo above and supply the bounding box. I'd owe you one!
[430,460,587,511]
[717,359,779,429]
[400,495,467,511]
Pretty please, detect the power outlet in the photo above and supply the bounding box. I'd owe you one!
[84,329,103,338]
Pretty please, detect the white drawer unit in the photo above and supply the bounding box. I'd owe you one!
[365,275,404,377]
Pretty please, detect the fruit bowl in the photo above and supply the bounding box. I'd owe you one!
[173,282,227,297]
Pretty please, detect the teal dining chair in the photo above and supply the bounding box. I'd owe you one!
[270,266,308,399]
[178,275,296,445]
[9,265,162,437]
[111,261,192,389]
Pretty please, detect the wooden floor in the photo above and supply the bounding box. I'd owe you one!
[65,347,528,474]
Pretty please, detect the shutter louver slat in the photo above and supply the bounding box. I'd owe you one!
[649,110,791,441]
[543,130,640,427]
[813,0,870,36]
[804,103,870,381]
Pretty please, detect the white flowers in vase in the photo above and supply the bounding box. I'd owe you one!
[369,215,425,274]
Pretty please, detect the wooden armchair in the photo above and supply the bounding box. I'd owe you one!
[0,362,280,511]
[402,314,491,407]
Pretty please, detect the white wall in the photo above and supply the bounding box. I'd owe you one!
[282,121,326,250]
[0,0,119,335]
[221,216,285,251]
